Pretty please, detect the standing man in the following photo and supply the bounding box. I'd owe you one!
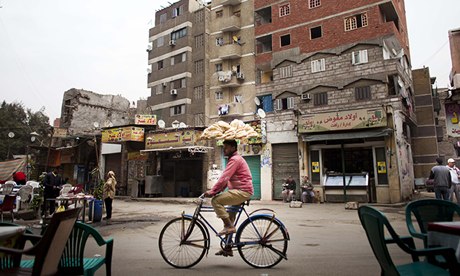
[204,140,253,257]
[43,167,63,215]
[429,157,452,200]
[447,158,460,204]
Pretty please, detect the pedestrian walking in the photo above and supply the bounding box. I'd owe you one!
[447,158,460,204]
[429,157,452,200]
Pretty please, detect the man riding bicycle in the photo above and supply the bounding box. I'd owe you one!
[204,139,253,257]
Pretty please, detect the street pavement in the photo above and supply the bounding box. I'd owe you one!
[73,193,433,276]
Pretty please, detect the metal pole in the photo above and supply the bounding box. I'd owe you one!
[45,127,54,172]
[341,143,347,202]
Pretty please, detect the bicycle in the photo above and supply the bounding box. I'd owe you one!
[158,194,290,269]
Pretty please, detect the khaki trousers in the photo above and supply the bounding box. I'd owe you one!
[211,190,252,219]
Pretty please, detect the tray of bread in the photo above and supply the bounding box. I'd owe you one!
[200,119,260,141]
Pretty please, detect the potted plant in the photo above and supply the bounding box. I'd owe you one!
[89,179,104,222]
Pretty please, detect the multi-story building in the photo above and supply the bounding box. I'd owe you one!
[449,27,460,90]
[254,0,415,203]
[145,0,212,197]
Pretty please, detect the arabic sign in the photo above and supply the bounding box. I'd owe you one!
[145,130,204,149]
[135,114,157,125]
[298,108,387,133]
[53,128,68,138]
[102,127,145,142]
[445,103,460,137]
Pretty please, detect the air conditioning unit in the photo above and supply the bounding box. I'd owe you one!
[236,72,245,79]
[162,82,168,87]
[170,89,178,95]
[301,93,311,100]
[146,68,152,74]
[169,40,176,46]
[218,76,225,82]
[146,44,153,52]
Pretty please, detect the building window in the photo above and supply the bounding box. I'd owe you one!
[170,52,186,66]
[157,36,164,47]
[157,60,164,70]
[216,10,223,18]
[352,50,368,65]
[159,13,167,23]
[171,28,187,41]
[311,58,325,73]
[279,3,290,17]
[172,5,184,17]
[170,105,185,116]
[344,13,368,31]
[215,91,223,100]
[171,78,186,89]
[309,0,321,9]
[256,95,274,112]
[195,60,204,74]
[355,86,371,101]
[279,65,293,79]
[310,26,322,39]
[216,37,224,46]
[274,97,295,110]
[215,63,223,72]
[194,86,203,100]
[280,34,290,47]
[313,92,328,106]
[195,34,204,48]
[156,84,163,95]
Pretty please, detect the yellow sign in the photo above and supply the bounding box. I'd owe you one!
[298,108,386,133]
[135,114,157,125]
[145,130,203,149]
[377,161,387,174]
[312,162,320,173]
[102,127,144,143]
[53,128,68,138]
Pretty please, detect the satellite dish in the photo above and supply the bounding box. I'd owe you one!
[158,120,165,129]
[254,97,260,106]
[93,122,100,128]
[257,108,266,119]
[8,132,15,138]
[179,122,187,128]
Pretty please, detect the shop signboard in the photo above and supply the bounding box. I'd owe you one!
[145,130,204,149]
[135,114,157,125]
[445,103,460,137]
[298,108,386,133]
[53,128,68,138]
[102,127,145,142]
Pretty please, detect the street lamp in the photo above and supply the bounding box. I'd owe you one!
[26,132,40,179]
[6,132,15,159]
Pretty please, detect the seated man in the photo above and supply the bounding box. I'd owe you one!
[281,175,296,202]
[301,176,315,203]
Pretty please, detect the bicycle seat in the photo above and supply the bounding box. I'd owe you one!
[244,200,250,206]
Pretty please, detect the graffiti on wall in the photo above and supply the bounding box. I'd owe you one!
[261,148,271,168]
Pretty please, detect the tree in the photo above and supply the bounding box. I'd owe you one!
[0,101,51,161]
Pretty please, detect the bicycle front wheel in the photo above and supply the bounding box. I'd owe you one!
[158,217,208,268]
[236,216,288,268]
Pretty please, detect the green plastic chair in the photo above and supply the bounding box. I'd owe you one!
[405,199,460,248]
[21,222,113,276]
[358,205,459,276]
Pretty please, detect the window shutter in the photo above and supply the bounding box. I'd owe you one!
[352,51,356,64]
[320,59,325,71]
[311,60,317,73]
[361,50,368,63]
[287,97,295,109]
[274,99,282,110]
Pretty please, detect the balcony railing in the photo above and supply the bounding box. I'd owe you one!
[218,43,242,60]
[219,15,241,32]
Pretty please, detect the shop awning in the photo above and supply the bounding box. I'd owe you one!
[301,128,393,142]
[140,146,214,154]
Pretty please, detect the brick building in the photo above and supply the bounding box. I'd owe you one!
[254,0,415,203]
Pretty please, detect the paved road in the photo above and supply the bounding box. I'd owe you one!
[80,198,423,276]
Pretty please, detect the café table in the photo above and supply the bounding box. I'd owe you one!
[0,226,26,254]
[428,221,460,262]
[45,195,94,224]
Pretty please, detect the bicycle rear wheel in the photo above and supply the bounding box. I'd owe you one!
[236,216,288,268]
[158,217,208,268]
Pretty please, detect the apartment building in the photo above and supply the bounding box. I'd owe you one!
[254,0,415,203]
[145,0,212,197]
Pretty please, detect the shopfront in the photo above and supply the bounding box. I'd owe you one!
[299,108,392,203]
[141,128,211,197]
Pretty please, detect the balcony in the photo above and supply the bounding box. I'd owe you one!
[228,102,243,115]
[216,71,244,88]
[218,43,242,60]
[219,15,241,32]
[218,0,241,6]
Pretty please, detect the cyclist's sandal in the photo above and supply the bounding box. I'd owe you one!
[215,249,233,257]
[217,227,236,236]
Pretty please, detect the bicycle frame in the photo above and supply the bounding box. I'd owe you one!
[181,197,289,260]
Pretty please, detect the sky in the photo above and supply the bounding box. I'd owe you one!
[0,0,459,123]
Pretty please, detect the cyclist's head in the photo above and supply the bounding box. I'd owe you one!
[223,140,237,156]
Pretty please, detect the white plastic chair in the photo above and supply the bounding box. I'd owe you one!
[2,182,15,195]
[60,184,73,197]
[17,184,34,210]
